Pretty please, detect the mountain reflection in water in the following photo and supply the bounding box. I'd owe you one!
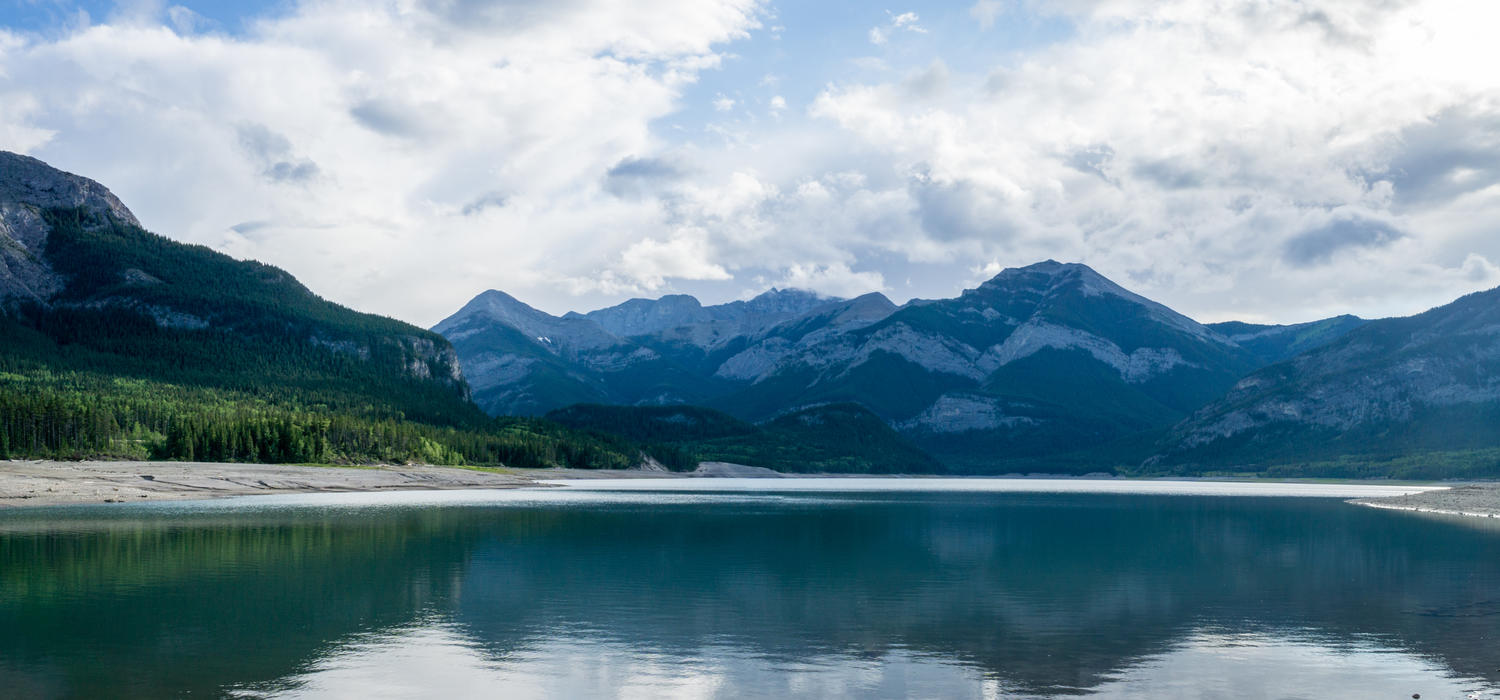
[0,485,1496,698]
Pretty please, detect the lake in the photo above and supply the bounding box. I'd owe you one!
[1,480,1496,698]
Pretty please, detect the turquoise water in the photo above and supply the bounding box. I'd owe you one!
[0,481,1496,698]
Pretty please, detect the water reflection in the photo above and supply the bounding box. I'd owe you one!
[240,622,1494,700]
[1,488,1498,698]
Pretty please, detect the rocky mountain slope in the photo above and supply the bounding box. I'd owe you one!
[1157,285,1500,468]
[0,151,468,416]
[438,261,1367,470]
[0,152,692,470]
[712,261,1263,468]
[1,152,140,307]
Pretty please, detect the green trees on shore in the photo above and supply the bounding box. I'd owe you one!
[0,369,640,468]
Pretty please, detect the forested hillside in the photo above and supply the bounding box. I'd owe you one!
[0,153,653,469]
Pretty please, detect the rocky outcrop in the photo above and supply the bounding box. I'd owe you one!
[0,152,139,225]
[1,151,141,307]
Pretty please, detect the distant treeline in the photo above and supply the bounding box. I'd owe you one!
[546,403,946,474]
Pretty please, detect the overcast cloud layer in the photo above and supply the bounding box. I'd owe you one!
[2,0,1499,326]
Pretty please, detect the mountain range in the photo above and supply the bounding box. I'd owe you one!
[4,150,1498,477]
[436,260,1500,475]
[437,262,1389,470]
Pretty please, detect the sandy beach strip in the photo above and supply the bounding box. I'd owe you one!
[1349,484,1500,519]
[4,459,1488,510]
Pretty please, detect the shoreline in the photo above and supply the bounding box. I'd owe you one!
[0,459,680,508]
[1348,485,1500,520]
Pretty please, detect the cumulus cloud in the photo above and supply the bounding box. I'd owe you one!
[612,228,732,290]
[773,262,885,298]
[0,0,765,323]
[804,0,1500,322]
[3,0,1500,327]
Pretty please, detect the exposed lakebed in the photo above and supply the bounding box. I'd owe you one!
[0,480,1496,698]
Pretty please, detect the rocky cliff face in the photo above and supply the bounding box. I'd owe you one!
[1160,286,1500,465]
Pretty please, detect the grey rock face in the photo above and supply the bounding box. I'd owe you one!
[894,394,1039,434]
[0,152,139,226]
[0,151,142,307]
[1,205,63,304]
[582,294,712,337]
[583,287,836,347]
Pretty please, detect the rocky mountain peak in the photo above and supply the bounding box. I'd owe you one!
[0,151,140,226]
[722,288,835,323]
[584,293,711,337]
[449,289,552,328]
[2,152,144,305]
[964,260,1222,344]
[979,260,1117,296]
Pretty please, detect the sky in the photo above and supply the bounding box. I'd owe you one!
[2,0,1499,327]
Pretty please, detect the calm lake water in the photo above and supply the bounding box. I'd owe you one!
[1,480,1497,699]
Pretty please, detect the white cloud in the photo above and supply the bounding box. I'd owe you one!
[890,12,925,32]
[970,1,1005,29]
[611,227,733,290]
[805,0,1500,322]
[4,0,1500,327]
[870,10,926,46]
[0,0,764,324]
[774,262,885,298]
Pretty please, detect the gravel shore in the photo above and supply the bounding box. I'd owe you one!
[0,460,676,508]
[1350,484,1500,519]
